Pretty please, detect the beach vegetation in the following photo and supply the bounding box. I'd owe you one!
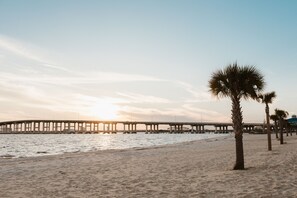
[209,62,265,170]
[258,91,276,151]
[274,109,289,144]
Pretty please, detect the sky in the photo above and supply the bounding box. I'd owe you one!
[0,0,296,123]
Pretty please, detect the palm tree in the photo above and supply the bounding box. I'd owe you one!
[270,114,278,139]
[209,63,265,170]
[275,109,289,144]
[284,120,291,136]
[258,91,276,151]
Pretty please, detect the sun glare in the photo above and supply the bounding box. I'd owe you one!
[91,101,119,120]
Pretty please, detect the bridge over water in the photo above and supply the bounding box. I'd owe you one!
[0,120,263,134]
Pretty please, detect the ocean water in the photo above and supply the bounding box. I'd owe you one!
[0,133,229,158]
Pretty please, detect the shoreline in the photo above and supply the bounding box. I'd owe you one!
[1,134,296,197]
[0,133,229,159]
[0,133,231,161]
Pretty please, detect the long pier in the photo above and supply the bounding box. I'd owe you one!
[0,120,263,134]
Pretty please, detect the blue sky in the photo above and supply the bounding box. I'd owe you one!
[0,0,296,122]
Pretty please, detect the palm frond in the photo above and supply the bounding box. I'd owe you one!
[208,62,265,101]
[275,108,289,119]
[259,91,276,104]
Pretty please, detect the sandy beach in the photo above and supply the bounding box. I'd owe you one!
[0,133,296,198]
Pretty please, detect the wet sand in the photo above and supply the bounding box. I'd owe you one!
[0,133,296,198]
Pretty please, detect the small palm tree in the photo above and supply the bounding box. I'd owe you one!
[275,109,289,144]
[270,114,279,139]
[284,120,290,136]
[258,91,276,151]
[209,63,265,170]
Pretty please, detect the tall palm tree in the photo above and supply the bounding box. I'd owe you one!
[275,109,289,144]
[270,114,279,139]
[209,63,265,170]
[258,91,276,151]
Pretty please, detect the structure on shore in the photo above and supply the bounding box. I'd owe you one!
[0,120,262,134]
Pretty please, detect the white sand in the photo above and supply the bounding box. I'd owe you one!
[0,134,296,198]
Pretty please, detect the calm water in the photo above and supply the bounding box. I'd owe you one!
[0,133,229,158]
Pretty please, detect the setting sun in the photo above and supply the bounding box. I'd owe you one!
[90,101,119,120]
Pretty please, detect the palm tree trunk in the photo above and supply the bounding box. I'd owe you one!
[275,121,279,139]
[231,96,244,170]
[265,104,272,151]
[279,119,284,144]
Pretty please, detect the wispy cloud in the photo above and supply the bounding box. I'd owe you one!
[0,71,164,88]
[0,35,167,83]
[117,103,230,122]
[175,81,213,102]
[182,104,230,122]
[117,92,171,104]
[0,34,227,122]
[80,71,164,84]
[0,34,69,72]
[0,35,170,121]
[0,34,43,62]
